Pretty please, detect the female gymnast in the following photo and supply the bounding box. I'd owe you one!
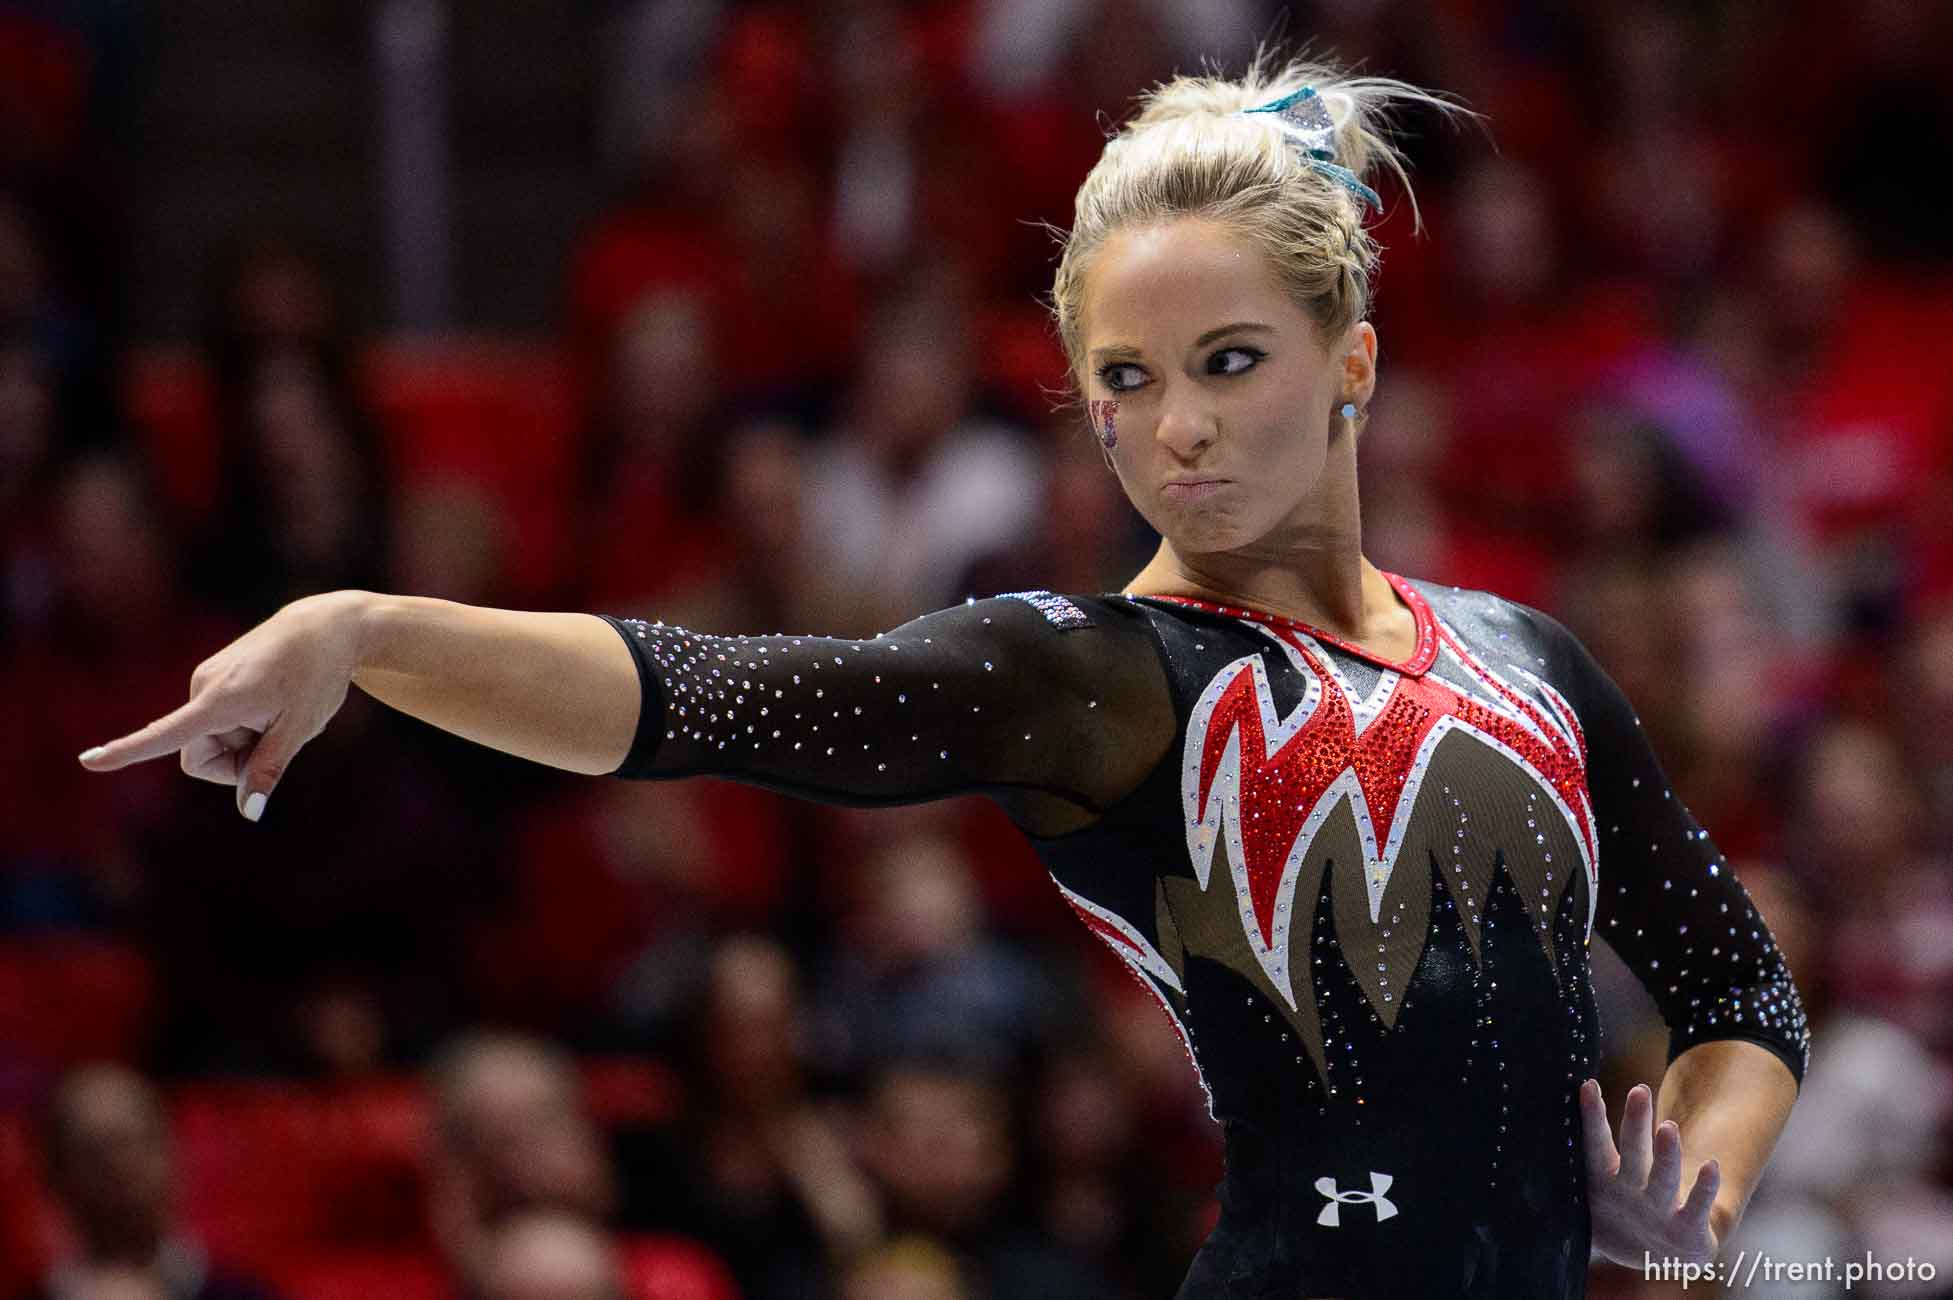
[81,54,1803,1300]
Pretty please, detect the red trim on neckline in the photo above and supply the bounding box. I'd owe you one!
[1131,570,1439,676]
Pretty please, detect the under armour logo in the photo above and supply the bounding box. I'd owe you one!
[1314,1171,1398,1226]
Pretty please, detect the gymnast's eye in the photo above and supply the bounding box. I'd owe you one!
[1096,362,1147,393]
[1207,346,1265,376]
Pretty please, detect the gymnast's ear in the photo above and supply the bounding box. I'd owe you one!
[1337,319,1378,410]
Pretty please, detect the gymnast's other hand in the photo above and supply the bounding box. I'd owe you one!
[1581,1078,1722,1268]
[74,590,368,822]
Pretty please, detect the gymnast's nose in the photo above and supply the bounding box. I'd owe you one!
[1155,385,1218,461]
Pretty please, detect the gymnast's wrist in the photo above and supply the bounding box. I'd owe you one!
[1710,1196,1743,1249]
[305,588,385,681]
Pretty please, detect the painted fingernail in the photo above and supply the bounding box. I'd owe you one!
[243,791,267,822]
[78,746,105,763]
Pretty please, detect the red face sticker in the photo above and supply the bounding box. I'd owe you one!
[1089,399,1118,449]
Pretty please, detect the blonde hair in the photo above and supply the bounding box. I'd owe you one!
[1050,48,1480,387]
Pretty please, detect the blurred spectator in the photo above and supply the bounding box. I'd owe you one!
[568,142,859,410]
[23,1064,282,1300]
[59,1271,170,1300]
[184,340,392,622]
[647,416,826,634]
[1748,201,1953,635]
[968,0,1257,105]
[1815,1,1953,265]
[620,936,878,1300]
[960,412,1151,601]
[389,478,513,608]
[1552,557,1694,784]
[574,286,733,612]
[1662,539,1804,860]
[800,262,1042,630]
[1027,1042,1193,1297]
[821,2,1014,287]
[595,3,732,185]
[199,228,344,372]
[1792,720,1953,1070]
[1563,401,1728,561]
[1897,600,1953,849]
[0,326,62,650]
[0,188,113,446]
[477,1212,623,1300]
[1422,155,1661,572]
[1570,1,1731,287]
[809,825,1074,1083]
[713,154,864,405]
[479,667,800,1040]
[1729,1015,1953,1300]
[859,1055,1112,1300]
[427,1034,618,1286]
[1,450,241,934]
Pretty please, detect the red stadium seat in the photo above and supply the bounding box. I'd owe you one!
[579,1057,684,1132]
[359,338,582,601]
[172,1077,439,1265]
[309,1078,435,1249]
[0,1110,62,1299]
[171,1082,328,1268]
[123,344,222,525]
[123,338,584,600]
[617,1235,741,1300]
[0,939,155,1074]
[977,303,1068,427]
[0,12,89,154]
[276,1249,451,1300]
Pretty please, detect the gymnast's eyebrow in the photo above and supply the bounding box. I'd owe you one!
[1088,321,1275,361]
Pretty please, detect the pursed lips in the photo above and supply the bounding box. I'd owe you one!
[1161,478,1230,501]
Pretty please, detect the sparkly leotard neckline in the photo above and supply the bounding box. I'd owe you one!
[1125,569,1440,676]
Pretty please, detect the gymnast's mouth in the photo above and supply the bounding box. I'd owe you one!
[1162,478,1231,502]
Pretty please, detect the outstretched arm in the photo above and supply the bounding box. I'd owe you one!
[76,590,647,816]
[591,592,1172,823]
[78,588,1173,835]
[352,593,641,774]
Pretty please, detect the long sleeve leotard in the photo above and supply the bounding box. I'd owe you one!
[598,572,1808,1300]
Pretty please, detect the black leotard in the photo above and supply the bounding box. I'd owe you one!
[599,571,1808,1300]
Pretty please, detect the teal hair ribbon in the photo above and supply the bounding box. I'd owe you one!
[1243,86,1382,214]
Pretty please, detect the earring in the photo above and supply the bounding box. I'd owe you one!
[1339,401,1360,422]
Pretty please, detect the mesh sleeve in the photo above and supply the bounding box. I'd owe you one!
[1521,605,1810,1088]
[595,592,1175,823]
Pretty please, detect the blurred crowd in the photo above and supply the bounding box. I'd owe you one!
[5,0,1953,1298]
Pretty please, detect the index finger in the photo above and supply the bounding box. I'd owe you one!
[77,696,220,771]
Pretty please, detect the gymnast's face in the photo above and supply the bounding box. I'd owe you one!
[1080,216,1376,556]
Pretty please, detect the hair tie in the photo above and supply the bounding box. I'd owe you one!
[1242,86,1382,214]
